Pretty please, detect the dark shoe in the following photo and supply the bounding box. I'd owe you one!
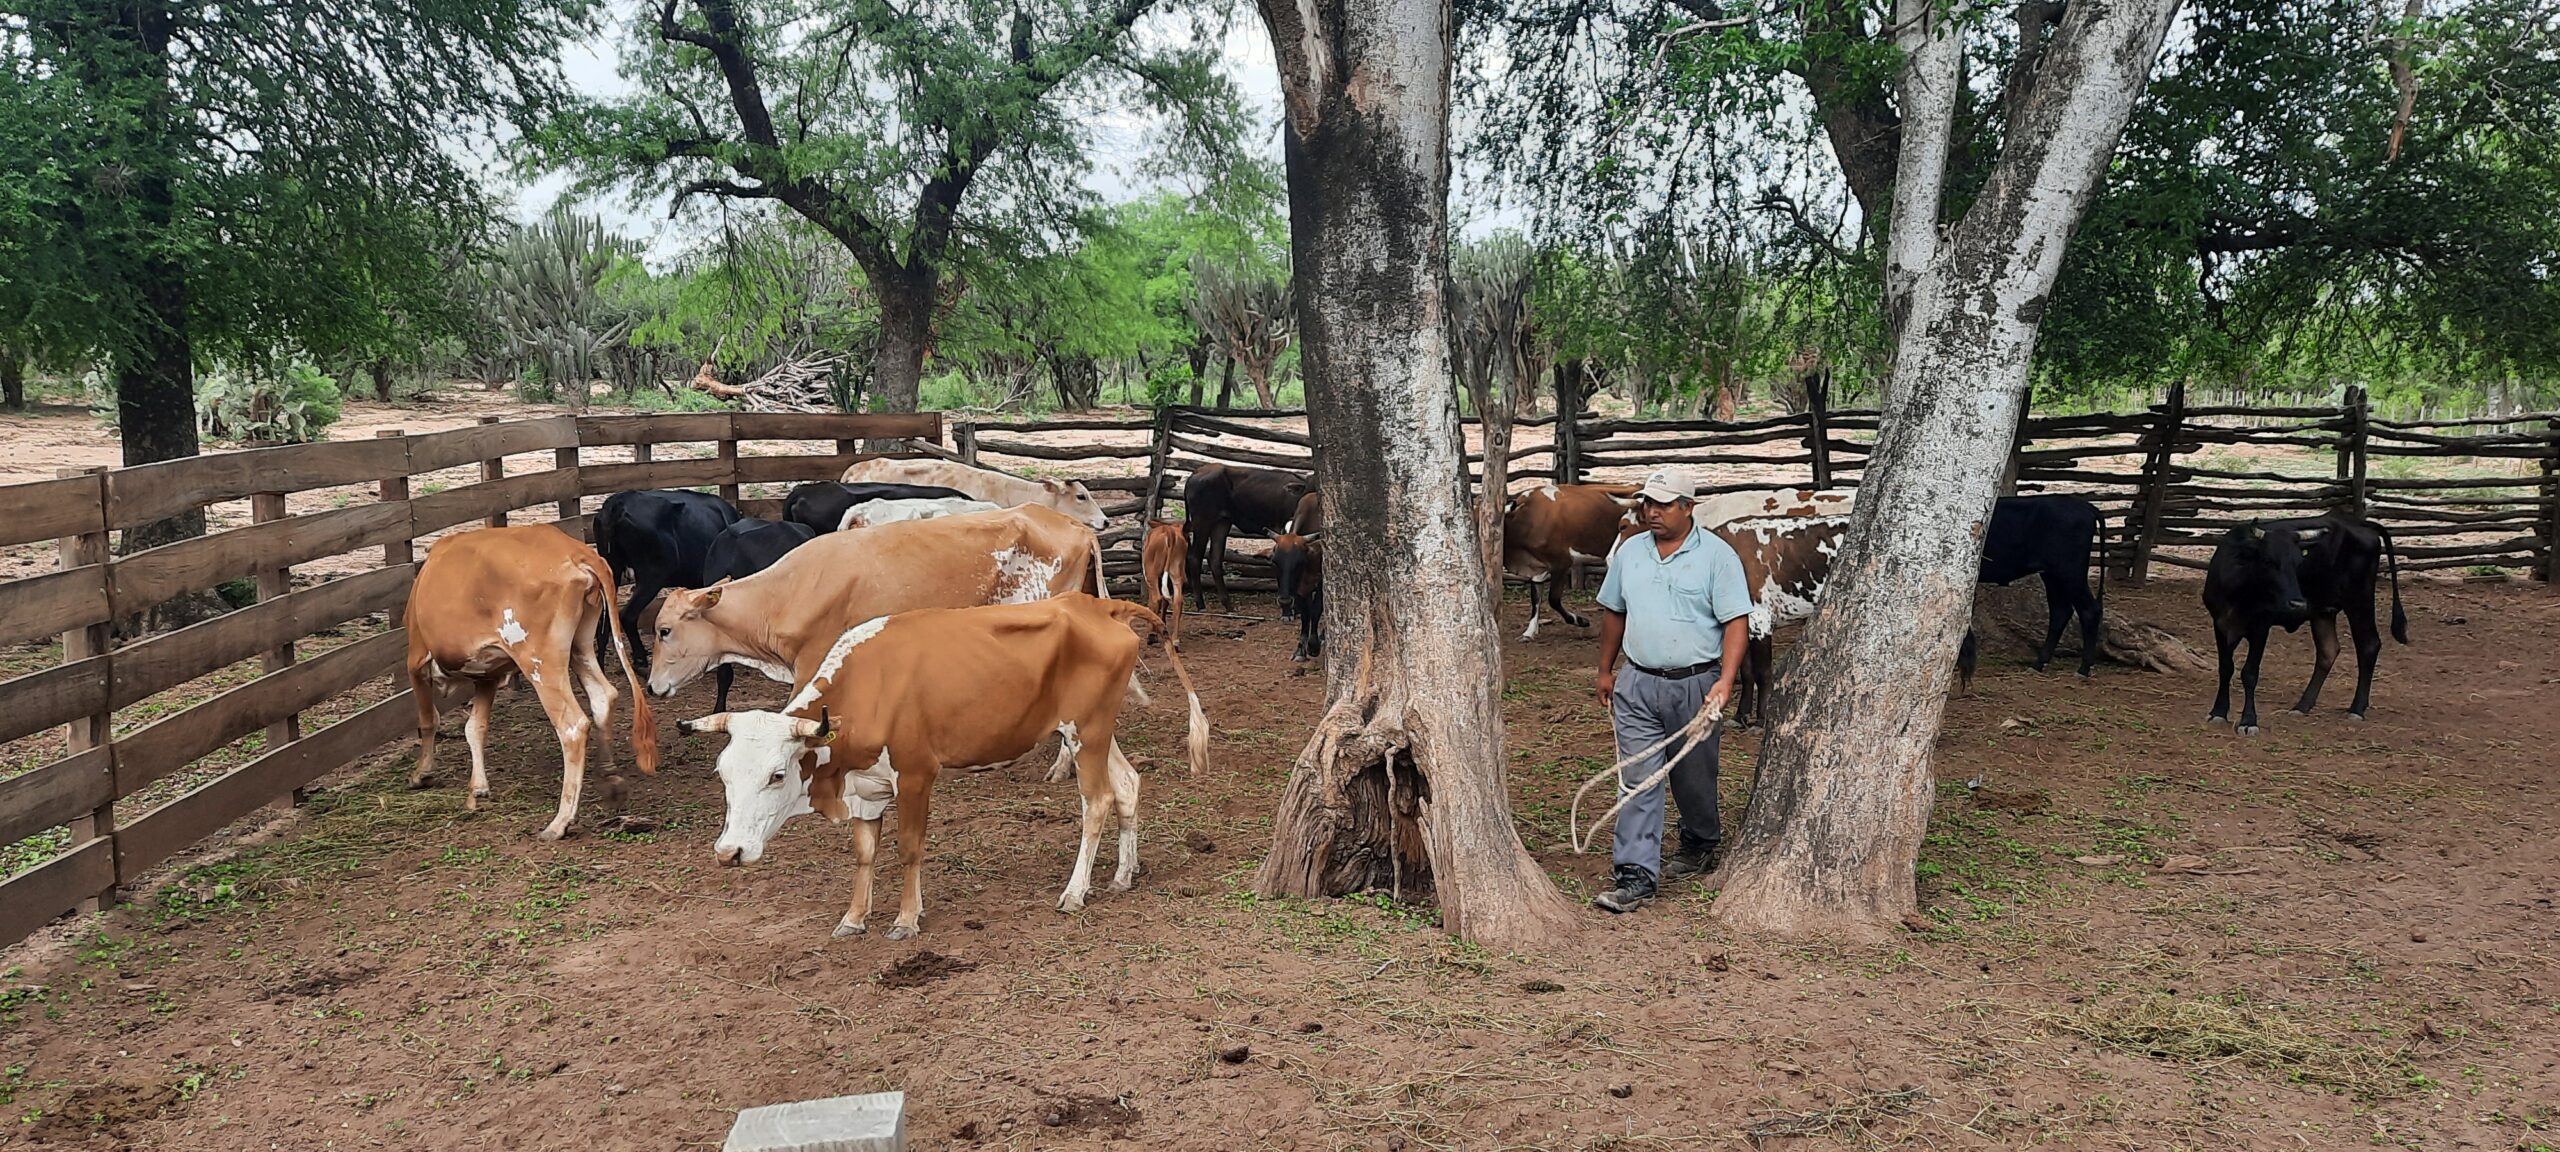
[1662,848,1718,881]
[1591,865,1657,914]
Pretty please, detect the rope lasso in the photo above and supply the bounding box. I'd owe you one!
[1570,701,1726,855]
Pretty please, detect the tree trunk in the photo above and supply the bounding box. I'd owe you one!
[872,264,933,415]
[1251,0,1574,948]
[370,359,394,402]
[1,348,23,411]
[1214,354,1237,410]
[1187,342,1212,407]
[1244,361,1278,409]
[1467,373,1513,603]
[1713,0,2182,940]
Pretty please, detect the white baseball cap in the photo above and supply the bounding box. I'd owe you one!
[1636,466,1694,504]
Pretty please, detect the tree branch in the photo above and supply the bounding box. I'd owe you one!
[1796,0,1899,221]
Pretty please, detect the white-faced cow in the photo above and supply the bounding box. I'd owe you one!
[835,496,1003,531]
[840,458,1110,530]
[681,594,1208,939]
[1141,520,1188,650]
[1501,482,1640,640]
[2204,517,2408,734]
[645,505,1104,701]
[1956,494,2107,690]
[1182,462,1309,614]
[405,525,659,840]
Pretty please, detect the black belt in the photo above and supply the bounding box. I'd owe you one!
[1627,659,1719,681]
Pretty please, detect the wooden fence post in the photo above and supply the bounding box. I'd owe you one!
[1138,408,1175,526]
[377,430,412,627]
[477,415,507,527]
[717,422,742,505]
[2130,379,2186,583]
[2343,385,2370,517]
[251,490,304,809]
[1555,362,1583,486]
[2541,416,2558,583]
[957,422,980,468]
[555,442,580,531]
[1805,368,1833,489]
[57,466,115,911]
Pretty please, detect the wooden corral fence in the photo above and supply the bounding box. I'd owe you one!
[0,412,937,950]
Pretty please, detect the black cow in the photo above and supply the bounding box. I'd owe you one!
[693,517,821,711]
[1271,531,1323,662]
[1183,463,1309,613]
[780,482,973,536]
[2203,516,2408,734]
[1956,495,2107,690]
[594,489,741,671]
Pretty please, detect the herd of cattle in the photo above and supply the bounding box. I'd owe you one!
[397,452,2410,936]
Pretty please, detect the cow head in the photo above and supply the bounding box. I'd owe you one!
[1269,531,1322,605]
[683,708,834,865]
[1041,478,1109,530]
[2225,523,2321,619]
[647,582,730,698]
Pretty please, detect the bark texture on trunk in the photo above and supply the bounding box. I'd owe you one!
[1714,0,2182,940]
[1,348,23,410]
[1250,0,1573,948]
[871,264,933,416]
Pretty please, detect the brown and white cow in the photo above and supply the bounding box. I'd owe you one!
[680,594,1208,939]
[1613,512,1849,725]
[1141,520,1188,650]
[404,525,659,840]
[1501,483,1640,640]
[1694,486,1853,527]
[645,505,1103,700]
[840,458,1109,529]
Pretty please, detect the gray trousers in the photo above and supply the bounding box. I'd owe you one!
[1609,664,1725,879]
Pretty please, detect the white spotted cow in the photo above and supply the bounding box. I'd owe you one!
[1613,509,1851,726]
[836,496,1003,532]
[404,525,659,839]
[840,458,1109,530]
[680,594,1209,939]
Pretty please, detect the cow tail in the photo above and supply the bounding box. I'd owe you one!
[586,554,660,775]
[2095,510,2109,612]
[1091,532,1110,600]
[2378,522,2408,643]
[1104,600,1208,775]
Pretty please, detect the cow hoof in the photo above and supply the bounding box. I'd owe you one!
[408,774,436,791]
[1057,894,1087,914]
[2288,708,2312,717]
[884,924,918,941]
[832,920,867,940]
[2237,724,2261,737]
[2205,714,2227,727]
[1109,875,1135,893]
[2346,711,2366,722]
[536,826,567,842]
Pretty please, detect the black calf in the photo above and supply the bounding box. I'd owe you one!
[780,482,973,535]
[2202,516,2408,734]
[1957,495,2106,689]
[1183,463,1309,613]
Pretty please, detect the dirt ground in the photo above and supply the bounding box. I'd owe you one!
[2,570,2556,1150]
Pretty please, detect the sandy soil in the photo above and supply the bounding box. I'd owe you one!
[2,573,2555,1151]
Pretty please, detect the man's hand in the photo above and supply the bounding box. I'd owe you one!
[1597,665,1616,705]
[1704,676,1734,720]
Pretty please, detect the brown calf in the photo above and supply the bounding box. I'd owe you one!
[683,595,1208,939]
[1141,520,1188,650]
[404,525,659,839]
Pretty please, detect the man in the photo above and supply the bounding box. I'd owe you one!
[1591,466,1754,913]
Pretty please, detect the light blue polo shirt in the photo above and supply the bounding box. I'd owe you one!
[1597,524,1754,670]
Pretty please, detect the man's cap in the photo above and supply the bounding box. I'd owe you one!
[1636,466,1694,504]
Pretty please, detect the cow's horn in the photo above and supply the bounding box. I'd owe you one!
[794,707,834,742]
[680,713,731,735]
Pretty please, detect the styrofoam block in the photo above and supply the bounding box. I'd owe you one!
[722,1091,906,1152]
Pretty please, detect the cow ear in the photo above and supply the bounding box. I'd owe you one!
[698,586,723,611]
[2245,524,2265,541]
[1044,479,1067,492]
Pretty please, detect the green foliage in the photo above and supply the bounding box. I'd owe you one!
[464,208,671,402]
[629,213,876,384]
[195,361,344,445]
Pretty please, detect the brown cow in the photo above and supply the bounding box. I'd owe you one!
[1501,483,1641,640]
[1141,520,1188,650]
[681,594,1208,939]
[405,525,659,840]
[644,505,1103,699]
[1289,489,1322,535]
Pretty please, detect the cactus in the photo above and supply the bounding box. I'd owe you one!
[470,208,648,404]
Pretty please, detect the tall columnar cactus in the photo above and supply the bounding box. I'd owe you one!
[1187,256,1294,409]
[472,209,645,404]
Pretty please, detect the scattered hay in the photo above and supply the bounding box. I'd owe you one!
[2032,993,2406,1096]
[1743,1085,1929,1146]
